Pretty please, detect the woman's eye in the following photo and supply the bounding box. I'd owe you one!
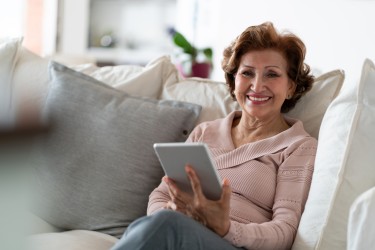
[241,71,254,77]
[267,72,279,78]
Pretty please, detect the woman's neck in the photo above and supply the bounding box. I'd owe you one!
[231,114,290,148]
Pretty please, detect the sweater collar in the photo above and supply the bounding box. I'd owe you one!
[206,111,311,169]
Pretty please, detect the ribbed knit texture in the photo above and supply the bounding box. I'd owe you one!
[148,111,317,249]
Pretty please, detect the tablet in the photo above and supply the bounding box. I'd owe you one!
[153,142,222,200]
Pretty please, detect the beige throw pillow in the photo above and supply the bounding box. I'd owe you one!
[288,70,344,138]
[161,77,241,125]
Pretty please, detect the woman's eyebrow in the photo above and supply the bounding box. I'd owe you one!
[239,64,254,68]
[265,65,282,69]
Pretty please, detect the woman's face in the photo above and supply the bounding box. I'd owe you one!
[234,49,295,121]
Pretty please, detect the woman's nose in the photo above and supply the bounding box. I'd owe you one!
[251,75,265,92]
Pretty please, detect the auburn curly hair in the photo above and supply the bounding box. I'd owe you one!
[221,22,314,113]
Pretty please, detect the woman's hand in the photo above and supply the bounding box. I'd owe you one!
[163,165,232,237]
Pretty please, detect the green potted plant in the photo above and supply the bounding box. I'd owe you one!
[169,28,213,78]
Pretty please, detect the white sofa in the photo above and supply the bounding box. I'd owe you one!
[1,38,375,250]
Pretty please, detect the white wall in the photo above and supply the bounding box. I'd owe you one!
[58,0,90,55]
[180,0,375,84]
[0,0,26,39]
[57,0,176,65]
[0,0,58,56]
[42,0,59,56]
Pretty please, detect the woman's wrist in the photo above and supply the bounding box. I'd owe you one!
[215,220,231,237]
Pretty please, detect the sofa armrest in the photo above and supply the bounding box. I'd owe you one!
[348,186,375,250]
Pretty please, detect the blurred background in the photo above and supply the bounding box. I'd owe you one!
[1,0,375,83]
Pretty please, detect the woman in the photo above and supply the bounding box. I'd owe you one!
[112,22,317,250]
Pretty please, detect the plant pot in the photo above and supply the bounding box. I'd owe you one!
[191,62,211,78]
[176,62,211,78]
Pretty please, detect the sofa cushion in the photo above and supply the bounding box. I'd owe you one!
[31,62,201,238]
[348,186,375,250]
[292,59,375,249]
[27,230,118,250]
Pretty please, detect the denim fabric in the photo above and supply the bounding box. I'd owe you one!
[112,210,244,250]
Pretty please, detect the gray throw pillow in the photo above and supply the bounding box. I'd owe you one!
[31,61,201,238]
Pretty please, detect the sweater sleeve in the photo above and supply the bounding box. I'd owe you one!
[223,138,317,249]
[147,181,169,215]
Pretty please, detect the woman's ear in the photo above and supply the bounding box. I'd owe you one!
[288,80,297,99]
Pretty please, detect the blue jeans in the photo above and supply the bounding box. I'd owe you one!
[111,210,244,250]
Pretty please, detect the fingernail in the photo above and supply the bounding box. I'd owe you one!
[185,166,193,174]
[223,178,230,186]
[163,176,169,183]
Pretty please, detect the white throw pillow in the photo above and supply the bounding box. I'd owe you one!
[0,37,23,127]
[72,55,180,99]
[288,70,344,138]
[292,59,375,250]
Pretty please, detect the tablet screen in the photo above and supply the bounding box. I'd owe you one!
[153,142,222,200]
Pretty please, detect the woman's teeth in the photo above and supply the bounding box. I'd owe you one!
[248,96,270,101]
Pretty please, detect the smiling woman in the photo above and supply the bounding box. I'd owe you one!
[112,22,318,250]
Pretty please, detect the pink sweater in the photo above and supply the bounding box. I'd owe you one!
[148,111,317,249]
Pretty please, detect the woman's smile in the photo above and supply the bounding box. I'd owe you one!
[247,94,272,104]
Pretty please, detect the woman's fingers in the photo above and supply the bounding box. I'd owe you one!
[185,165,205,201]
[221,178,231,204]
[163,177,178,202]
[163,175,193,212]
[164,176,183,200]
